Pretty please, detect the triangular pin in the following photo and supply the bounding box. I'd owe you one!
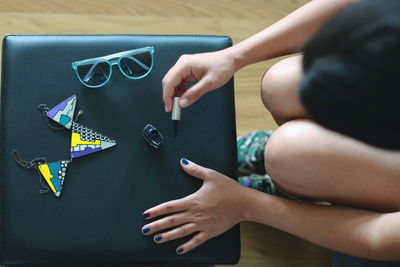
[46,95,77,129]
[38,160,70,198]
[70,122,117,159]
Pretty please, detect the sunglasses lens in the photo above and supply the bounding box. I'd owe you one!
[119,51,152,78]
[76,60,110,87]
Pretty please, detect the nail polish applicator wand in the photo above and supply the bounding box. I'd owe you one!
[171,97,181,137]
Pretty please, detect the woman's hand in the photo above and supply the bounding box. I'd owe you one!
[162,49,238,112]
[141,158,249,254]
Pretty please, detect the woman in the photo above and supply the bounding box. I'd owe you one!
[141,0,400,260]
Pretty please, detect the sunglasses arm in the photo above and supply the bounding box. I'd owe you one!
[124,55,150,71]
[81,60,107,83]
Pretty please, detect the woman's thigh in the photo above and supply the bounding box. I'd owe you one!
[261,55,308,125]
[265,119,400,212]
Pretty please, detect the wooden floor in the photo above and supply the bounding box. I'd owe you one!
[0,0,331,266]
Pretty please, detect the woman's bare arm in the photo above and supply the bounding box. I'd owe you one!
[143,159,400,260]
[245,188,400,261]
[229,0,359,70]
[162,0,358,111]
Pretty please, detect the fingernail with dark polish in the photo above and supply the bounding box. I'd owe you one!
[143,212,150,219]
[142,226,150,234]
[177,247,184,254]
[182,158,189,165]
[154,235,162,242]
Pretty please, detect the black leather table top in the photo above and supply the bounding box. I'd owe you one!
[0,34,239,265]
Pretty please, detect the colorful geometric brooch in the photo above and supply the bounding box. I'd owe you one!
[12,94,117,198]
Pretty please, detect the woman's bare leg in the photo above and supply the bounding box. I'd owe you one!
[261,55,400,212]
[261,55,308,125]
[265,120,400,212]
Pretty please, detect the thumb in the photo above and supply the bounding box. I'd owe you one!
[180,158,214,181]
[179,76,215,108]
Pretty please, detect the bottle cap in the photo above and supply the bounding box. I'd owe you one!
[142,124,163,149]
[171,97,181,120]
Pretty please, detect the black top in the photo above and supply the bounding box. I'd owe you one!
[299,0,400,150]
[300,79,400,150]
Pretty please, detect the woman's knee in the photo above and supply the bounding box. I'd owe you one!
[265,120,400,210]
[260,56,307,122]
[261,65,282,118]
[260,63,285,116]
[264,120,318,194]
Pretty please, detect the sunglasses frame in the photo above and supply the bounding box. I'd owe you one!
[72,46,154,88]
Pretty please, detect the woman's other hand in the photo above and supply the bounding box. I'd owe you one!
[141,158,249,254]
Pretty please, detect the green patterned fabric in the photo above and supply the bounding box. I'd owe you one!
[237,130,273,174]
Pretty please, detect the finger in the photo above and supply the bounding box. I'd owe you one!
[176,232,209,255]
[153,223,197,244]
[179,76,214,108]
[143,198,188,220]
[180,158,217,181]
[162,77,179,113]
[162,71,183,112]
[162,57,192,112]
[142,212,188,236]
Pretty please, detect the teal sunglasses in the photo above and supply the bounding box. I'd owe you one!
[72,46,154,88]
